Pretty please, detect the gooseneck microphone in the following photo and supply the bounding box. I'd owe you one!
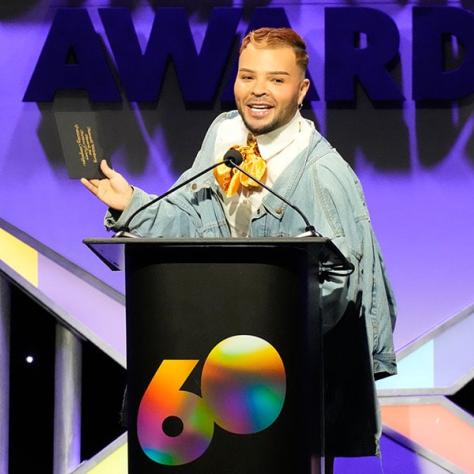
[224,149,322,238]
[113,148,353,276]
[114,152,243,237]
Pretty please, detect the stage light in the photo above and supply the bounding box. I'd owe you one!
[25,355,34,364]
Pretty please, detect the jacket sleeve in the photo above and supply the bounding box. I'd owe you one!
[104,184,203,237]
[103,113,230,237]
[314,151,397,378]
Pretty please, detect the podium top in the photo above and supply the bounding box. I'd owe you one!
[84,237,352,272]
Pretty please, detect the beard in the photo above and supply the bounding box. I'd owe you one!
[236,101,299,136]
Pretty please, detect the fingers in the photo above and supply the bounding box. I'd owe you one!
[100,159,115,179]
[80,178,99,195]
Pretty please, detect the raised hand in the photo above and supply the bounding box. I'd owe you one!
[81,160,133,211]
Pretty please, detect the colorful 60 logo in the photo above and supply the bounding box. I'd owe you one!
[137,335,286,466]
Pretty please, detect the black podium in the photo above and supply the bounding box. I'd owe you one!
[85,237,351,474]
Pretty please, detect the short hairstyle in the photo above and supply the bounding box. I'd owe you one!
[240,27,309,72]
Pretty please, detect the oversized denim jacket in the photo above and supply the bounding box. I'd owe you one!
[106,111,397,381]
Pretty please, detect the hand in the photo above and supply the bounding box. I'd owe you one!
[81,160,133,211]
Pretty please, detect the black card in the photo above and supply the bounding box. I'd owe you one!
[55,111,109,179]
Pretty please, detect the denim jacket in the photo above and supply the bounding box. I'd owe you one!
[106,111,397,381]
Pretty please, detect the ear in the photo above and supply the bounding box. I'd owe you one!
[298,78,310,105]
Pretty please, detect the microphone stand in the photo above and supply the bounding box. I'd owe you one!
[114,156,240,237]
[114,162,221,237]
[112,151,353,276]
[227,158,322,238]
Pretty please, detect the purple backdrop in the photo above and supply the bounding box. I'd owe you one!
[1,0,473,354]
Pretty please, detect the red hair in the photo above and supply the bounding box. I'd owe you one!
[240,27,309,71]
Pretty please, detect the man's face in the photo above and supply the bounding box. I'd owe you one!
[234,43,310,136]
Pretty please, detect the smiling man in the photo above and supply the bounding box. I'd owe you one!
[234,30,309,135]
[82,28,396,467]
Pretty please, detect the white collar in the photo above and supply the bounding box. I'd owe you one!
[215,110,304,163]
[250,111,302,161]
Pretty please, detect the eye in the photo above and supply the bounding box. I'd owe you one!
[272,77,284,84]
[240,74,253,81]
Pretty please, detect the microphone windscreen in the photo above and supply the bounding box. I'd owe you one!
[223,149,244,168]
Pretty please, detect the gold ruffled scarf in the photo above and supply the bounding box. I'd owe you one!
[214,134,267,197]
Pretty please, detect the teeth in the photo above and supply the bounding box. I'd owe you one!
[248,106,271,118]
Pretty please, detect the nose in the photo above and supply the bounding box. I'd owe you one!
[250,77,268,97]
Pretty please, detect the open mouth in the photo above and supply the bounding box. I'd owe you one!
[246,103,274,118]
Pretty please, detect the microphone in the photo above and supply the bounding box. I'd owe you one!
[225,150,322,238]
[223,148,244,167]
[114,151,243,237]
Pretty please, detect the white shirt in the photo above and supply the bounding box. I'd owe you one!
[213,111,314,237]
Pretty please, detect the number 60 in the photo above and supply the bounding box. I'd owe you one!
[137,335,286,465]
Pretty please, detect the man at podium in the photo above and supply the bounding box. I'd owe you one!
[82,27,396,466]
